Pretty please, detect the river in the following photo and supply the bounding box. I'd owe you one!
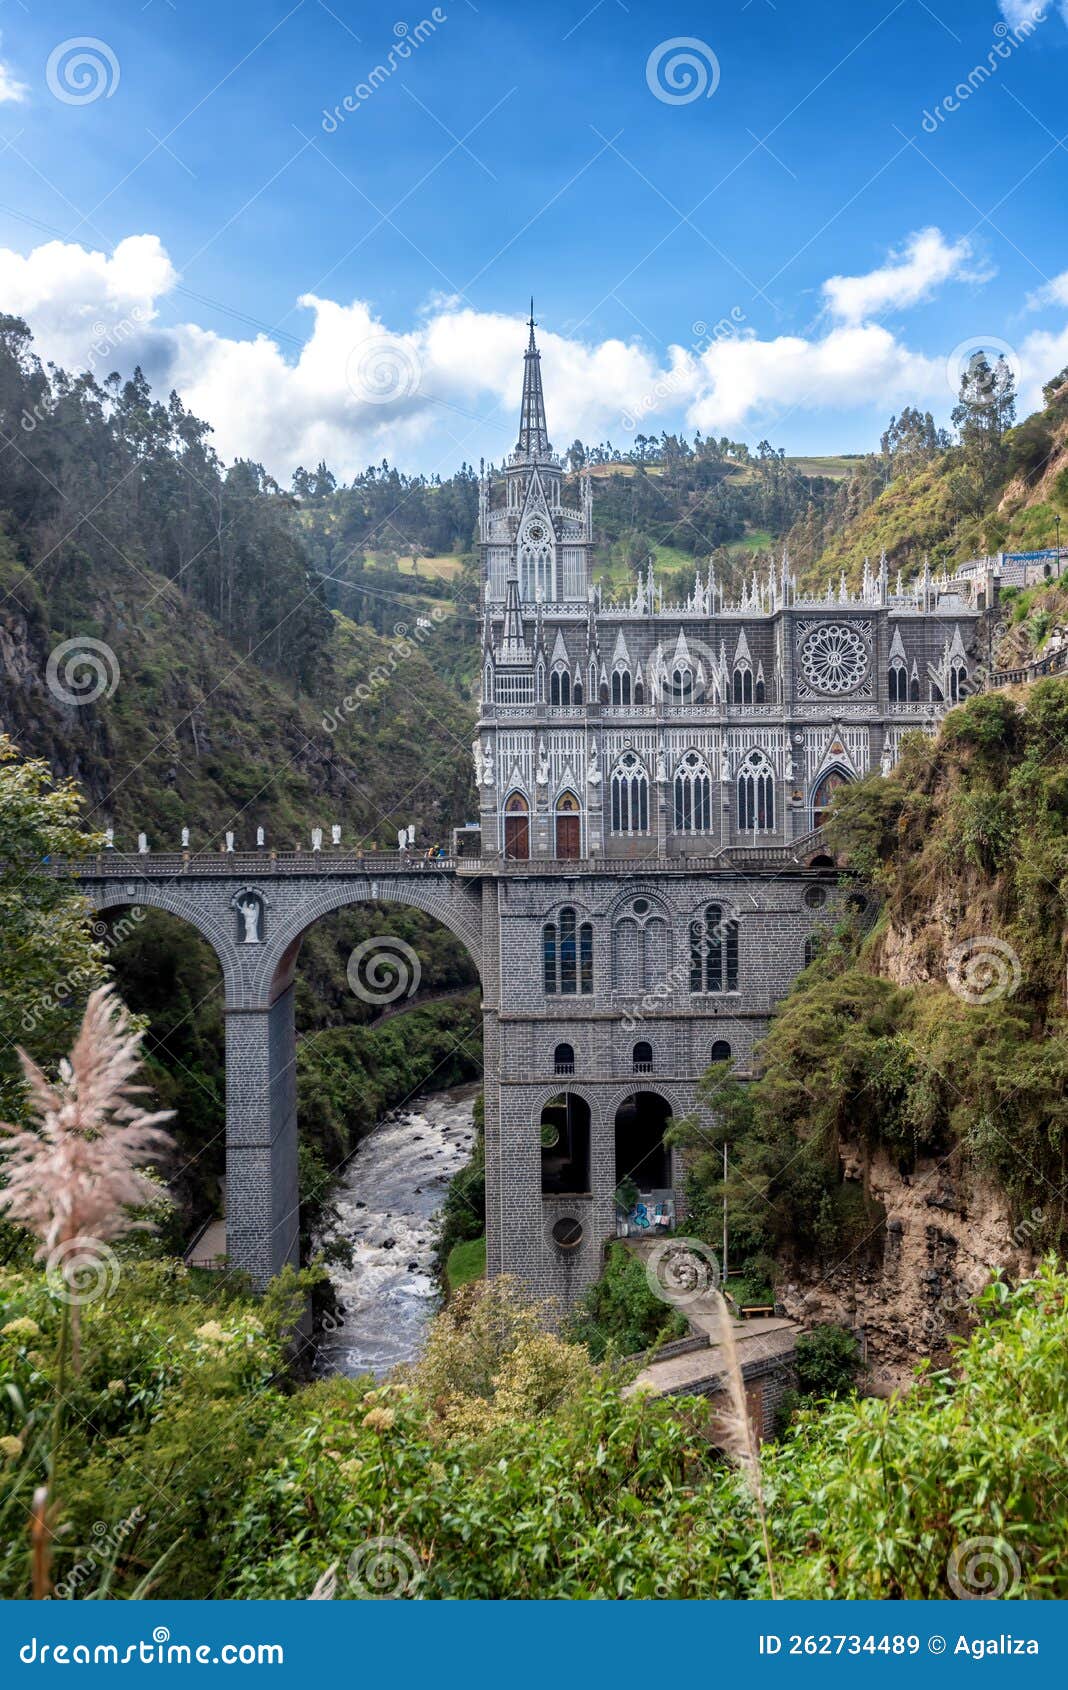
[314,1082,480,1378]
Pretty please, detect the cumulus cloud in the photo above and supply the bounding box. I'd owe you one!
[823,229,987,326]
[0,235,177,371]
[999,2,1068,28]
[1,228,1063,476]
[1027,269,1068,310]
[0,51,28,103]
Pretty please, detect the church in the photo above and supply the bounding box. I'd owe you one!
[471,310,988,1302]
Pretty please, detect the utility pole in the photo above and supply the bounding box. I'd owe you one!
[722,1139,729,1286]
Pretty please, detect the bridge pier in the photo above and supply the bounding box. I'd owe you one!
[223,985,300,1287]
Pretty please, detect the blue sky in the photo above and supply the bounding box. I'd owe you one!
[1,0,1066,477]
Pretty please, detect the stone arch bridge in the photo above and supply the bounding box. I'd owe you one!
[54,834,847,1304]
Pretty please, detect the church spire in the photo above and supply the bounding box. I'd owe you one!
[517,299,550,458]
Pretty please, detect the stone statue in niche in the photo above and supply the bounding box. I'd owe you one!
[656,749,667,783]
[237,896,263,945]
[471,739,483,785]
[481,741,495,787]
[586,747,601,786]
[535,740,550,786]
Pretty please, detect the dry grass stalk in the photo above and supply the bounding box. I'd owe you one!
[30,1485,52,1601]
[708,1288,778,1598]
[0,984,174,1306]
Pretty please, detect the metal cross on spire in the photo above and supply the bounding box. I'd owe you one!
[517,296,550,457]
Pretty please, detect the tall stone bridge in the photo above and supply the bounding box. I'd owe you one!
[56,831,849,1304]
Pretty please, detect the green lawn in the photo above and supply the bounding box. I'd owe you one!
[446,1235,486,1292]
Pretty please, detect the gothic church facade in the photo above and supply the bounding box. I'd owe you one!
[473,313,986,1303]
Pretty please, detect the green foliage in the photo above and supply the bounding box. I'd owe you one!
[694,681,1068,1281]
[445,1235,485,1292]
[563,1243,688,1361]
[794,1324,862,1398]
[4,1257,1068,1599]
[435,1092,485,1276]
[0,737,108,1121]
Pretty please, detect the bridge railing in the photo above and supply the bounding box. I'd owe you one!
[48,851,459,878]
[50,829,838,881]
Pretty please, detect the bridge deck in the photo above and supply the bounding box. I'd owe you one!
[51,827,836,880]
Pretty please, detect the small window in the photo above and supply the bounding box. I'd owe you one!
[632,1040,653,1074]
[554,1042,575,1075]
[551,1217,583,1250]
[709,1040,732,1065]
[803,885,827,908]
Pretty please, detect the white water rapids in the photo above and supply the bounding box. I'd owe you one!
[314,1082,480,1378]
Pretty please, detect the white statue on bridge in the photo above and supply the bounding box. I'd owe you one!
[237,896,262,944]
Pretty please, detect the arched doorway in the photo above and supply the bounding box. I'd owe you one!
[555,791,581,860]
[614,1091,672,1191]
[503,792,529,859]
[540,1093,591,1194]
[811,767,852,828]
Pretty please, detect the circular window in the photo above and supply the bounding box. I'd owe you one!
[632,897,650,916]
[539,1120,560,1149]
[526,521,546,544]
[846,893,868,915]
[804,886,827,908]
[551,1217,583,1251]
[799,623,868,695]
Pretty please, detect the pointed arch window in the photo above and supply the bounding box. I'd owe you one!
[732,667,753,705]
[573,676,584,706]
[611,669,632,707]
[550,668,571,707]
[737,750,775,831]
[690,904,739,993]
[888,659,906,702]
[634,677,645,706]
[909,672,920,702]
[673,750,713,833]
[544,906,593,996]
[754,673,766,703]
[610,750,649,834]
[671,666,693,705]
[949,663,967,703]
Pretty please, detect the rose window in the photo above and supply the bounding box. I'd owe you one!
[799,623,868,694]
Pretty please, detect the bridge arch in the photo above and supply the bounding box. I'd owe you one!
[80,883,241,1002]
[251,875,483,1004]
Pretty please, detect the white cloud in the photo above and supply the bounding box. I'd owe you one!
[1027,270,1068,310]
[0,53,28,103]
[1,228,1065,476]
[823,228,986,326]
[0,235,176,370]
[999,2,1068,28]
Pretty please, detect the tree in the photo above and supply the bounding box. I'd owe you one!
[949,351,1017,516]
[0,738,107,1122]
